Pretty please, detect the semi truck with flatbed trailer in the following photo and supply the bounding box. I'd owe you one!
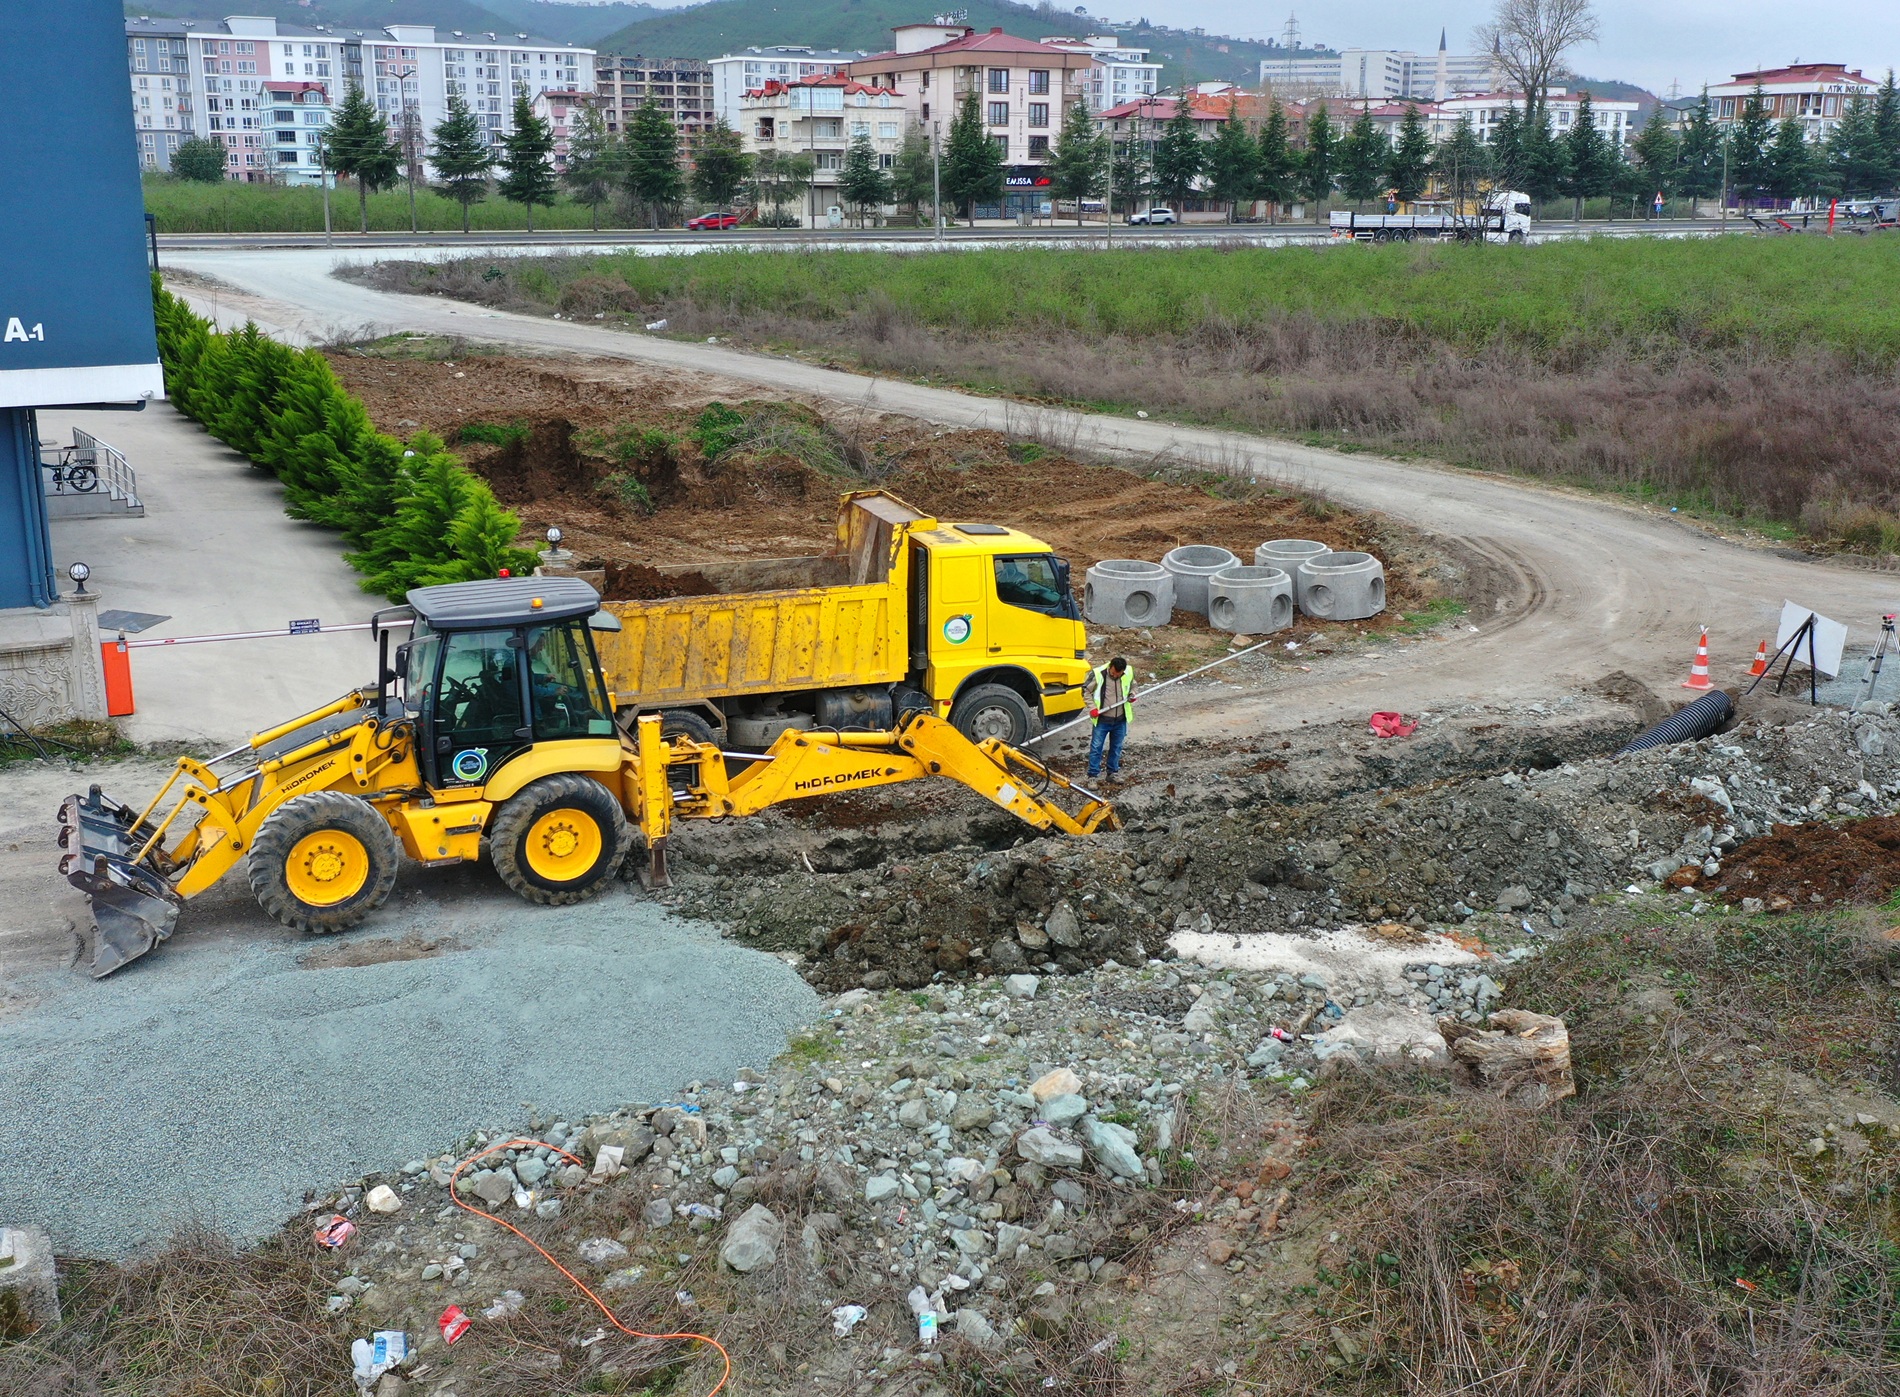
[1330,190,1533,243]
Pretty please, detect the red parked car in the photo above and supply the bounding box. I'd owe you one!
[686,211,740,230]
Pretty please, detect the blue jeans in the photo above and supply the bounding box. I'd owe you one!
[1088,718,1127,777]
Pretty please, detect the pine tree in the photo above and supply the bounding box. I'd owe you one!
[942,88,1003,222]
[1559,90,1611,216]
[690,118,750,211]
[838,131,891,226]
[1488,104,1524,191]
[1437,115,1489,211]
[890,125,936,221]
[1202,102,1256,221]
[1870,71,1900,193]
[1253,101,1299,219]
[1300,102,1337,206]
[1727,83,1774,205]
[1764,117,1816,201]
[171,137,228,183]
[1629,107,1680,212]
[1151,99,1203,209]
[1677,94,1721,199]
[1111,133,1150,216]
[497,89,558,231]
[326,83,400,232]
[622,99,684,228]
[1385,104,1433,204]
[1336,109,1387,206]
[1048,98,1106,224]
[562,104,616,230]
[430,91,494,233]
[1828,95,1885,197]
[1518,103,1567,204]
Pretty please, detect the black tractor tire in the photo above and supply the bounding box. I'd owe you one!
[950,683,1037,746]
[489,773,632,907]
[249,791,400,934]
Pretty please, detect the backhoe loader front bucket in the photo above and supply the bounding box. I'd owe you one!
[57,786,183,977]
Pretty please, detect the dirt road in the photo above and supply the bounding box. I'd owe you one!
[166,248,1900,737]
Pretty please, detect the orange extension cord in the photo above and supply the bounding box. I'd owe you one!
[448,1137,732,1396]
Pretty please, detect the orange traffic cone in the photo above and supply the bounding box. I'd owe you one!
[1681,627,1714,690]
[1748,639,1769,678]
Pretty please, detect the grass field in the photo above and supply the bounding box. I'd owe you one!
[142,174,625,234]
[359,234,1900,549]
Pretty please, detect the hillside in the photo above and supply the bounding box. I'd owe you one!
[592,0,1311,86]
[123,0,653,45]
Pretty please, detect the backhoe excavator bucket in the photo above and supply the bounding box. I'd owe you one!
[57,786,182,977]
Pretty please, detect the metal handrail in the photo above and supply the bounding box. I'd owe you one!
[70,429,141,509]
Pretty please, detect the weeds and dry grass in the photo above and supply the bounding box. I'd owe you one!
[353,242,1900,551]
[1280,915,1900,1395]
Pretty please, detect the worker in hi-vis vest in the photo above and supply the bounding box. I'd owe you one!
[1084,655,1135,781]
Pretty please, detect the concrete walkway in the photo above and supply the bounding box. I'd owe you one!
[42,402,375,748]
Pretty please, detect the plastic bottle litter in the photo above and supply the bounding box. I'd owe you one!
[350,1331,409,1390]
[645,318,669,331]
[439,1305,471,1344]
[831,1304,868,1337]
[314,1215,356,1249]
[918,1311,938,1346]
[676,1202,722,1221]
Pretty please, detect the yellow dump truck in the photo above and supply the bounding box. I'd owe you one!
[591,491,1090,747]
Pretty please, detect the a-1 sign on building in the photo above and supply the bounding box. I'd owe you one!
[0,0,164,610]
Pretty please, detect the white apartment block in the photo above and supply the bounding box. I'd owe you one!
[1036,35,1160,112]
[1705,64,1877,141]
[738,75,906,225]
[710,46,867,128]
[1262,36,1500,102]
[1359,88,1639,151]
[125,15,593,182]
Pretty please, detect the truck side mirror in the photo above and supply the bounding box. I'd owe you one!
[588,610,623,633]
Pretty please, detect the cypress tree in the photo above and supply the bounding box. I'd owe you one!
[1517,104,1566,204]
[1764,117,1816,202]
[326,83,400,232]
[1437,115,1489,211]
[1336,109,1387,206]
[1870,71,1900,193]
[838,132,892,226]
[690,118,751,210]
[497,89,558,231]
[1385,103,1433,204]
[562,104,616,230]
[1253,101,1298,219]
[1151,99,1203,209]
[1558,91,1612,216]
[430,91,493,233]
[890,125,936,221]
[1630,108,1680,210]
[1203,102,1256,220]
[1676,94,1721,199]
[942,88,1003,222]
[1048,98,1106,224]
[1727,83,1774,204]
[1828,95,1884,197]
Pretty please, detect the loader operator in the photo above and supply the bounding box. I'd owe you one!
[1085,655,1135,783]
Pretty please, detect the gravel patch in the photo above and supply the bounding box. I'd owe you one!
[0,884,817,1258]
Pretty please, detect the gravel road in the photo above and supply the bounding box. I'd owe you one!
[0,857,816,1258]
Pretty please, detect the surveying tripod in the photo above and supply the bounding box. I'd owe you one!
[1854,614,1900,711]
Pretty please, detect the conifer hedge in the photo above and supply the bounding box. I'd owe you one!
[151,282,535,600]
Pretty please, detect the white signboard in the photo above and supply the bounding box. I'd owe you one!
[1776,600,1849,678]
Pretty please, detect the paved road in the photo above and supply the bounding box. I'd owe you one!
[155,217,1734,253]
[166,244,1900,741]
[41,403,375,747]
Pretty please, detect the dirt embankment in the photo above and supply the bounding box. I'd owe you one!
[326,352,1439,626]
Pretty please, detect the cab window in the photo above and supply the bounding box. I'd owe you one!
[525,621,614,740]
[993,554,1068,616]
[402,626,440,715]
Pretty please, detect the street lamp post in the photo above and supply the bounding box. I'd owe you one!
[932,119,943,245]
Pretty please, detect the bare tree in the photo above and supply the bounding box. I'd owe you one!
[1476,0,1599,108]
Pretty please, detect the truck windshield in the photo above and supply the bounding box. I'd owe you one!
[994,554,1068,616]
[525,621,615,740]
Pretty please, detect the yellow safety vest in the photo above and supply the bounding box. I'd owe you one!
[1089,665,1134,727]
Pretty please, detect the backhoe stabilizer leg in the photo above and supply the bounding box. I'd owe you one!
[641,836,671,890]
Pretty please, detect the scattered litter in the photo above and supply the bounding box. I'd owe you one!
[1270,1026,1293,1041]
[365,1184,402,1214]
[645,318,669,331]
[438,1306,471,1345]
[480,1290,525,1321]
[350,1331,409,1390]
[589,1144,626,1181]
[1368,711,1418,739]
[1734,1277,1759,1293]
[1522,920,1536,934]
[677,1202,722,1221]
[675,1289,697,1307]
[314,1215,356,1249]
[512,1186,533,1211]
[579,1327,609,1348]
[918,1310,938,1346]
[1135,410,1149,419]
[831,1303,868,1337]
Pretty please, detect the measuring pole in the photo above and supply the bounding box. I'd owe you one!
[1027,632,1288,746]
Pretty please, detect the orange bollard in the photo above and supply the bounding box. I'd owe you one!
[101,637,135,716]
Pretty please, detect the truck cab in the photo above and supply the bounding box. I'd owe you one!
[907,521,1089,742]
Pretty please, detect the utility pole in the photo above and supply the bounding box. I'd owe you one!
[932,119,943,245]
[318,131,333,247]
[1720,128,1729,233]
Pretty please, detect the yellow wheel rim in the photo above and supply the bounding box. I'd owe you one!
[524,808,603,883]
[284,829,370,907]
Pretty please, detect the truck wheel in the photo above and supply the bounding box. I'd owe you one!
[951,684,1035,745]
[489,773,632,906]
[660,710,719,746]
[249,791,399,934]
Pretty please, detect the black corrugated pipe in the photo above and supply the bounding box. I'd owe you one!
[1615,690,1735,756]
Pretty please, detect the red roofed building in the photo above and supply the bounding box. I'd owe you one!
[1705,64,1876,140]
[740,72,905,225]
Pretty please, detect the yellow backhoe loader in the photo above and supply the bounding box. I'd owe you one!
[58,576,1115,977]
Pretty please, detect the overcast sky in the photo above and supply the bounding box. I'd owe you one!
[1092,0,1899,95]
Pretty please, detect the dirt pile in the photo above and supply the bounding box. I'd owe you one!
[601,561,718,602]
[1708,814,1900,908]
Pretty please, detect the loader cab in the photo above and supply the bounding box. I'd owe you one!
[400,578,618,788]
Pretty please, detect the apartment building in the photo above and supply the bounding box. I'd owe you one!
[1357,88,1639,150]
[1036,35,1160,112]
[529,89,592,169]
[123,15,593,180]
[710,46,867,128]
[1705,64,1876,140]
[739,74,905,225]
[1262,35,1500,102]
[263,81,332,184]
[593,55,713,142]
[847,25,1100,213]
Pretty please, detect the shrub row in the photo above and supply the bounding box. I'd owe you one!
[152,282,535,600]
